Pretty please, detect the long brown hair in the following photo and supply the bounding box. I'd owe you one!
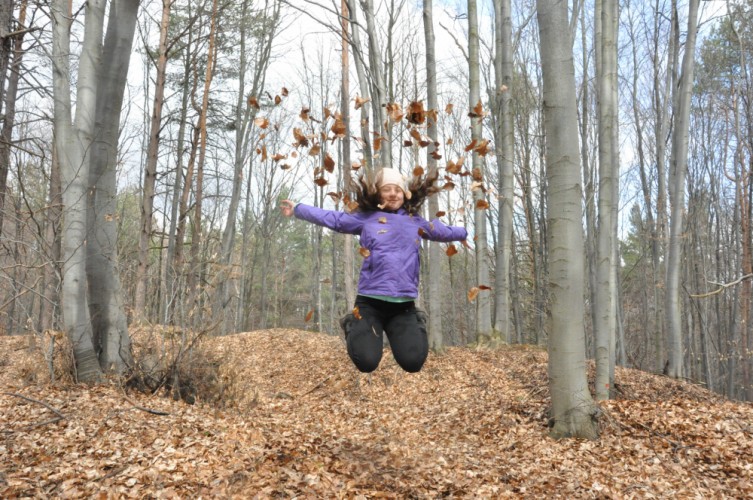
[346,167,441,215]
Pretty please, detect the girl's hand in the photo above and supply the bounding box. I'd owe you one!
[280,199,295,217]
[461,239,473,250]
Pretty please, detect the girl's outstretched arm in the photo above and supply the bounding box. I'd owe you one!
[283,201,366,235]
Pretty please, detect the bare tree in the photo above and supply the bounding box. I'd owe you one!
[594,0,619,400]
[665,0,700,379]
[51,0,138,381]
[536,0,599,439]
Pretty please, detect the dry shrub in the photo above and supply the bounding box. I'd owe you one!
[4,332,75,386]
[127,326,244,408]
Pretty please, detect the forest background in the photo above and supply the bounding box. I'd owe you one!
[0,0,750,436]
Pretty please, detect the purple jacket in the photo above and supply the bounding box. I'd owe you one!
[294,204,467,299]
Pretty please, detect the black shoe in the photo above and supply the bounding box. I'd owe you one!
[415,308,428,326]
[339,313,356,339]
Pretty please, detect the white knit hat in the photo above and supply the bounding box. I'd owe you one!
[376,168,412,199]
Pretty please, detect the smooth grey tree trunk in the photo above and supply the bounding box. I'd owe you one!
[51,0,103,383]
[492,0,514,342]
[423,0,443,351]
[536,0,599,439]
[666,0,700,379]
[360,0,391,169]
[467,0,494,342]
[86,0,138,373]
[594,0,619,400]
[341,0,356,308]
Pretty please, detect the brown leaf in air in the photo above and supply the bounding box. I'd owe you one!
[386,102,404,122]
[403,140,414,147]
[464,139,478,152]
[479,285,492,291]
[323,153,335,173]
[253,117,269,129]
[305,309,314,322]
[300,107,311,121]
[474,139,491,156]
[436,211,446,217]
[378,217,387,224]
[293,128,309,147]
[314,177,328,187]
[413,166,424,177]
[271,153,287,162]
[352,305,362,319]
[359,247,370,258]
[468,286,480,302]
[354,95,370,109]
[248,95,260,109]
[445,103,454,114]
[280,163,292,170]
[281,86,289,96]
[274,95,282,105]
[476,199,490,210]
[407,101,426,125]
[308,143,321,156]
[468,99,485,118]
[331,115,347,138]
[446,244,458,257]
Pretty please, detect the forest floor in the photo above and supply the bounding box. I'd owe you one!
[1,328,752,498]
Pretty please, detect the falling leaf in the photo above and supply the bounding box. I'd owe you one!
[472,168,483,181]
[323,153,335,173]
[359,247,370,258]
[373,136,384,152]
[305,310,314,322]
[354,95,370,109]
[253,117,269,129]
[468,287,480,302]
[468,99,485,118]
[464,139,478,152]
[474,139,491,156]
[386,102,403,122]
[403,140,414,147]
[352,306,362,319]
[410,129,422,141]
[274,95,282,105]
[436,211,446,217]
[248,95,260,109]
[479,285,492,291]
[407,101,426,125]
[323,107,332,120]
[378,217,387,224]
[351,160,362,170]
[446,244,458,257]
[327,192,341,203]
[280,163,292,170]
[413,166,424,177]
[431,150,442,160]
[314,177,328,187]
[331,115,346,138]
[418,227,428,238]
[427,108,438,124]
[271,153,287,162]
[476,200,490,210]
[300,107,311,121]
[260,145,268,162]
[281,86,289,96]
[308,143,321,156]
[442,181,455,191]
[445,103,454,114]
[293,128,309,147]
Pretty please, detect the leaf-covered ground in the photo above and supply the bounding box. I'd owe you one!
[1,329,752,498]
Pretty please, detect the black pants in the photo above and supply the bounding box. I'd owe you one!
[346,295,428,373]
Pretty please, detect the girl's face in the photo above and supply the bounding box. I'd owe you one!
[379,184,405,211]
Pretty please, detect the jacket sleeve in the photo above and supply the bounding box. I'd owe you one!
[421,218,468,242]
[293,203,365,234]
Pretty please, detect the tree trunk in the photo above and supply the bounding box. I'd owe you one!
[341,0,356,308]
[86,0,138,374]
[51,0,103,383]
[665,0,700,379]
[492,0,514,342]
[594,0,619,400]
[467,0,494,342]
[0,0,22,239]
[536,0,599,439]
[422,0,444,351]
[135,0,172,324]
[359,0,391,169]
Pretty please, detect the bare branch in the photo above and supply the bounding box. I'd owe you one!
[690,274,753,298]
